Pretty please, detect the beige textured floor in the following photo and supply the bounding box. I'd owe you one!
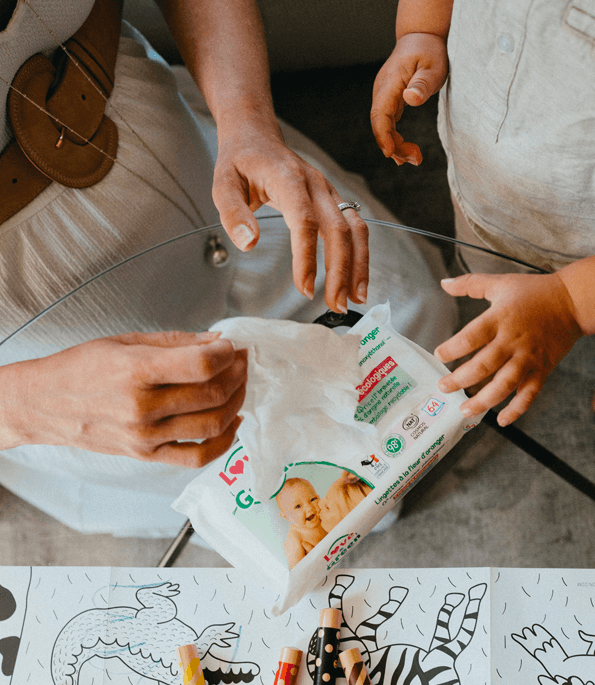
[0,483,230,568]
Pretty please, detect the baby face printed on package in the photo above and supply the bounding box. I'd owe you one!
[234,461,373,571]
[276,478,321,529]
[276,477,327,569]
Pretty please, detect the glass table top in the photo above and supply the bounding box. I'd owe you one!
[1,215,593,570]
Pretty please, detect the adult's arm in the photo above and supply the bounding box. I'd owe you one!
[158,0,369,312]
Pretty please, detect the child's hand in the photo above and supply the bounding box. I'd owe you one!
[371,32,449,165]
[434,273,583,426]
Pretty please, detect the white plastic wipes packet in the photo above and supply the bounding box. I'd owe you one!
[173,303,484,614]
[207,316,378,500]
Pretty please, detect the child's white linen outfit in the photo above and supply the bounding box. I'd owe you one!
[438,0,595,272]
[0,1,454,537]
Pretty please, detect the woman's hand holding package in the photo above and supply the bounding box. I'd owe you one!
[0,331,246,466]
[433,273,584,426]
[371,32,449,166]
[213,116,369,314]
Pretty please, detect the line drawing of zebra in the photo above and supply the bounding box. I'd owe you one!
[538,678,593,685]
[512,624,595,685]
[307,574,487,685]
[50,581,260,685]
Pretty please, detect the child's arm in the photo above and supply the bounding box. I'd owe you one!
[434,256,595,426]
[371,0,453,165]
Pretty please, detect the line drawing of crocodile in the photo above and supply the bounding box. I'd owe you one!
[512,624,595,685]
[50,581,260,685]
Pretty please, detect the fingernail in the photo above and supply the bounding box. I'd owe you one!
[356,281,368,303]
[198,331,222,342]
[232,224,255,250]
[406,157,420,166]
[304,272,316,300]
[435,349,445,362]
[441,278,455,283]
[337,288,348,314]
[407,86,423,100]
[391,155,405,166]
[498,415,510,427]
[461,407,473,417]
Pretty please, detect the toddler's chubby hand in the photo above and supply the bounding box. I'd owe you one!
[371,32,449,166]
[434,273,583,426]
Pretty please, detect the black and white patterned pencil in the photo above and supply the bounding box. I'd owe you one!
[313,608,342,685]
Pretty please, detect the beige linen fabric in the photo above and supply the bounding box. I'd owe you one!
[0,22,219,338]
[438,0,595,271]
[0,21,224,536]
[0,7,455,537]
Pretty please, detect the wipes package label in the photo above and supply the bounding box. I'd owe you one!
[173,303,484,615]
[355,356,418,424]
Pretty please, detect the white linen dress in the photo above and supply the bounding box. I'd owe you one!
[0,0,456,537]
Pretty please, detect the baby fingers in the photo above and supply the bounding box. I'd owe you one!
[458,356,538,419]
[494,371,545,426]
[434,313,497,364]
[437,342,512,394]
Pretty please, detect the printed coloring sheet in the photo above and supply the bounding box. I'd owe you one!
[491,568,595,685]
[0,566,592,685]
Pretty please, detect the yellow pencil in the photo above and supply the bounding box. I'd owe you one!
[176,643,205,685]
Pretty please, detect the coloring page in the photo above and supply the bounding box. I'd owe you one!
[0,566,491,685]
[293,568,491,685]
[10,567,280,685]
[491,568,595,685]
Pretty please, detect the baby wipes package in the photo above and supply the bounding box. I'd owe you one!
[173,303,483,614]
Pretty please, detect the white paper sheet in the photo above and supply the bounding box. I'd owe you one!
[4,566,595,685]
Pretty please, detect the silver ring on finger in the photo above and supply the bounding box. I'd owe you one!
[337,201,362,213]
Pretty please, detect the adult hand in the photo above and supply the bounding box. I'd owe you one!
[212,119,369,314]
[434,273,582,426]
[0,331,247,467]
[371,32,449,165]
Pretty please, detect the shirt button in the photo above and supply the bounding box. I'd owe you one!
[498,33,514,53]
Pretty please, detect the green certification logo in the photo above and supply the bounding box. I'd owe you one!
[382,433,406,457]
